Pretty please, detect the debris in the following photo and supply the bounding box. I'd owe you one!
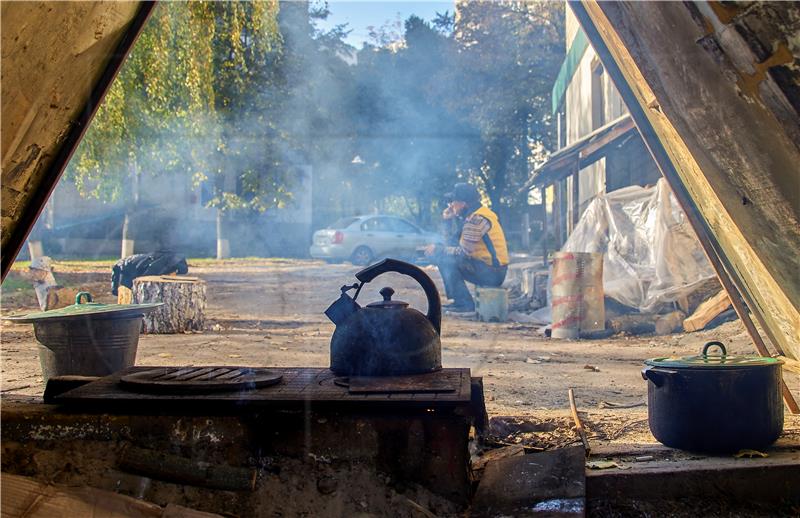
[316,476,337,495]
[212,324,223,332]
[525,357,541,364]
[683,290,731,332]
[279,347,288,351]
[634,455,654,462]
[598,400,646,409]
[607,314,656,335]
[734,449,768,459]
[400,497,439,518]
[1,385,32,393]
[583,365,600,372]
[472,444,525,472]
[157,353,173,358]
[472,447,585,516]
[586,460,627,470]
[227,354,241,358]
[568,389,590,454]
[655,310,686,335]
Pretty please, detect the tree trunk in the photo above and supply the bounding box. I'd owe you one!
[133,275,206,334]
[216,209,230,259]
[121,159,139,258]
[121,213,135,258]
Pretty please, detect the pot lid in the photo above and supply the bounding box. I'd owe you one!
[366,287,409,309]
[4,292,162,323]
[645,341,783,369]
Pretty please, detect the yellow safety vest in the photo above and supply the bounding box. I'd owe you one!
[461,206,509,267]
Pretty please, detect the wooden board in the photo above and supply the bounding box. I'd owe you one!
[56,367,473,409]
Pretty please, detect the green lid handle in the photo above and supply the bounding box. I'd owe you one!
[702,341,727,357]
[75,292,93,304]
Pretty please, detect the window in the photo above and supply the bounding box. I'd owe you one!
[388,218,419,234]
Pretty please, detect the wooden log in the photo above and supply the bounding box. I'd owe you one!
[118,445,257,491]
[117,285,133,305]
[683,290,731,332]
[655,310,686,335]
[607,314,655,335]
[133,275,206,334]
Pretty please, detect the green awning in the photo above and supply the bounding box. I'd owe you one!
[551,28,590,115]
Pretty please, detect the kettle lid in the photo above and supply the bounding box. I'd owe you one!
[366,287,409,309]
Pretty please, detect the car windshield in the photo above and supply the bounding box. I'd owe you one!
[328,217,359,230]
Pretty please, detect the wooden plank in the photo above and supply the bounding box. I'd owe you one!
[683,290,731,332]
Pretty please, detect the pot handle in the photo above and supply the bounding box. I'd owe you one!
[641,367,678,388]
[702,341,727,356]
[355,258,441,335]
[75,292,93,304]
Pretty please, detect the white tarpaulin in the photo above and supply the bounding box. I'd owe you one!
[562,178,715,313]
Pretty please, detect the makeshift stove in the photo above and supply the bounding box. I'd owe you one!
[0,365,481,513]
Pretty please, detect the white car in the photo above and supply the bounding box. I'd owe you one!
[310,215,444,265]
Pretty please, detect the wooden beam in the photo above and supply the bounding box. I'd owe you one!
[571,1,800,362]
[571,0,800,414]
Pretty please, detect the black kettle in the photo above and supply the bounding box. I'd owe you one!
[325,258,442,376]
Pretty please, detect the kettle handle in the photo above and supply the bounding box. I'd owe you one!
[355,258,441,335]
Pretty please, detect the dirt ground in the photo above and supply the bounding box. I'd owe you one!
[2,258,799,449]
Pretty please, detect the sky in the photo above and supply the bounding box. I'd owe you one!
[313,0,455,49]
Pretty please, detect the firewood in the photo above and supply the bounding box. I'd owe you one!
[683,290,731,332]
[655,310,686,335]
[118,445,256,491]
[133,275,206,334]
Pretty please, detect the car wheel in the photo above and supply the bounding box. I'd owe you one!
[350,246,374,266]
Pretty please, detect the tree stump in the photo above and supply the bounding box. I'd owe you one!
[132,276,206,334]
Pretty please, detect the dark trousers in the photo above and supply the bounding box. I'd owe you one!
[437,254,507,308]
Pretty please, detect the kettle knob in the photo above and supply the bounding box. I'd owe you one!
[380,287,395,301]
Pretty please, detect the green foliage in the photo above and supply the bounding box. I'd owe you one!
[66,1,284,212]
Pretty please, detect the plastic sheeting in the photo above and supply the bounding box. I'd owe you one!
[562,178,715,313]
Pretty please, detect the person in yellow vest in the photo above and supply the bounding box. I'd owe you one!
[425,183,509,312]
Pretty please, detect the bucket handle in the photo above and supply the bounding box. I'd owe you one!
[75,292,93,304]
[702,341,727,357]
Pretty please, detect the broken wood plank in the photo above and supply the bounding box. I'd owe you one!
[472,446,586,517]
[118,445,257,491]
[777,356,800,375]
[472,444,525,472]
[683,290,731,332]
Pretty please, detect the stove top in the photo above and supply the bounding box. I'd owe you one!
[55,367,472,411]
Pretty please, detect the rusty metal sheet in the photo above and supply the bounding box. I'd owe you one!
[347,371,460,394]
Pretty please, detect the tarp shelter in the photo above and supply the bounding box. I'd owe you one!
[1,0,798,365]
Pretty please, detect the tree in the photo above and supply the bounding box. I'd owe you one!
[65,1,283,258]
[450,1,564,216]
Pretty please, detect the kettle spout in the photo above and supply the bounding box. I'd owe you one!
[325,290,360,326]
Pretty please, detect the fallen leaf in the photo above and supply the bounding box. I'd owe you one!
[734,449,768,459]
